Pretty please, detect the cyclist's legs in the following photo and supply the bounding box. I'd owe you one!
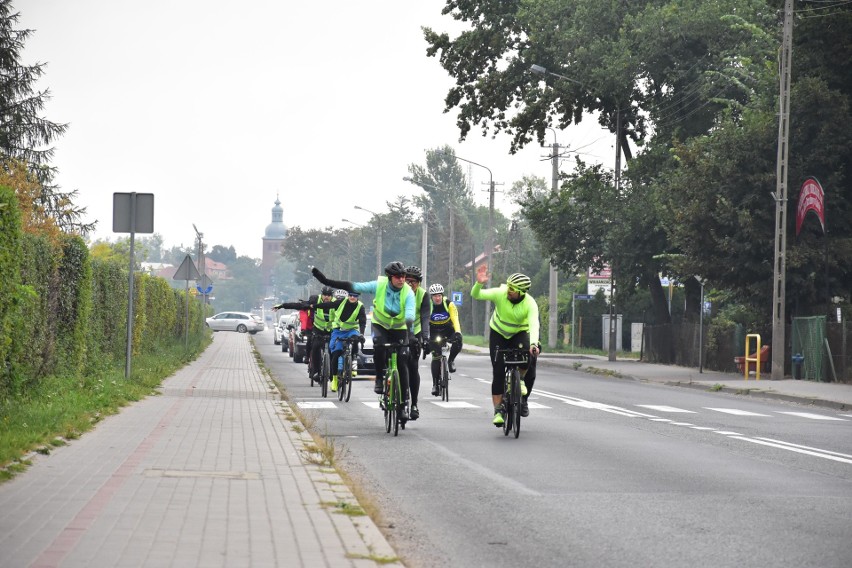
[329,329,351,374]
[389,329,411,403]
[311,332,326,377]
[428,324,448,382]
[372,324,390,391]
[489,328,509,407]
[406,336,421,407]
[449,335,462,364]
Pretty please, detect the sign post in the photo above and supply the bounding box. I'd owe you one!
[571,293,594,350]
[113,192,154,378]
[173,254,201,349]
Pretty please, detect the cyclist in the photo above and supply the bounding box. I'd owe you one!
[272,294,319,374]
[423,283,463,396]
[307,286,336,381]
[311,261,415,419]
[404,265,430,420]
[471,264,540,426]
[321,290,366,392]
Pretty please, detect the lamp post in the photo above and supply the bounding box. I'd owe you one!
[531,63,621,360]
[444,153,495,336]
[353,205,383,276]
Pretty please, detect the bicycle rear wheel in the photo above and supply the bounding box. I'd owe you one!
[341,352,352,402]
[321,348,330,398]
[384,373,393,433]
[441,357,449,402]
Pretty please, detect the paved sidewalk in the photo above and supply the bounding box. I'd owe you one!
[0,332,400,568]
[464,345,852,410]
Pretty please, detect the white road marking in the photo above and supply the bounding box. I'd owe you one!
[705,408,771,417]
[714,431,744,436]
[776,411,846,421]
[297,401,337,409]
[431,401,479,409]
[637,405,695,413]
[362,401,382,409]
[670,422,695,427]
[731,436,852,464]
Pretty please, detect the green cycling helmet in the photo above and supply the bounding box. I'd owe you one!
[506,273,531,292]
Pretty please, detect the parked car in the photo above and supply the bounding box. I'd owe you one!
[273,314,289,352]
[355,317,376,376]
[284,312,306,362]
[205,312,265,334]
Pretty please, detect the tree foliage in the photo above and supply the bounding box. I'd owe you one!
[426,0,852,319]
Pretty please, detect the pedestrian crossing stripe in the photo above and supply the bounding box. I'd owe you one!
[432,401,478,409]
[297,401,337,409]
[776,411,846,421]
[637,405,695,413]
[705,408,771,417]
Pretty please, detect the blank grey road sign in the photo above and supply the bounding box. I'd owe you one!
[113,192,154,233]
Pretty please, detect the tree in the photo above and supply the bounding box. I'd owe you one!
[0,1,93,235]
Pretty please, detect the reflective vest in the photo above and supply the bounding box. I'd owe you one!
[411,286,427,334]
[333,300,363,331]
[371,276,410,330]
[313,302,333,332]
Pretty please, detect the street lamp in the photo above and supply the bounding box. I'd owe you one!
[442,152,495,336]
[353,205,383,276]
[530,63,620,360]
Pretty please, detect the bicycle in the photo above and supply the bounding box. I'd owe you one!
[314,331,332,398]
[337,336,363,403]
[495,347,528,439]
[431,334,458,402]
[379,339,409,436]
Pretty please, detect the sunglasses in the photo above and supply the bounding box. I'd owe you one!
[507,284,521,293]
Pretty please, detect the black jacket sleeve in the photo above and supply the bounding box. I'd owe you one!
[312,267,353,292]
[357,305,367,334]
[274,301,310,310]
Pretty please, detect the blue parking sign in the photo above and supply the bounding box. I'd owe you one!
[451,292,463,306]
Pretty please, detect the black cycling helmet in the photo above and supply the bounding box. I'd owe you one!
[321,285,335,296]
[384,261,407,277]
[405,265,422,281]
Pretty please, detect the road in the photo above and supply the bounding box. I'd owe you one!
[255,330,852,568]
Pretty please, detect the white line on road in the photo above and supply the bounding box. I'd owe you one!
[730,436,852,464]
[775,411,846,421]
[637,405,696,413]
[705,408,771,416]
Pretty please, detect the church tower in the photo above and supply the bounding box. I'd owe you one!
[261,196,287,296]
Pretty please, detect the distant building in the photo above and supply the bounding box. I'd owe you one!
[262,196,287,295]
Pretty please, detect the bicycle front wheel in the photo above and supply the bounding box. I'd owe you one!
[511,369,522,438]
[321,349,330,398]
[341,352,352,402]
[441,357,450,402]
[384,375,393,433]
[391,369,401,436]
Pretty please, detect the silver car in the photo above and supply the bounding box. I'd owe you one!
[273,314,290,351]
[206,312,265,334]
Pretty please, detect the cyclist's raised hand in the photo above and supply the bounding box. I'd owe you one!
[311,266,328,283]
[476,263,489,284]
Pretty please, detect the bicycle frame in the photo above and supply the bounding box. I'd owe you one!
[495,347,528,439]
[379,340,408,436]
[431,334,457,402]
[338,336,361,403]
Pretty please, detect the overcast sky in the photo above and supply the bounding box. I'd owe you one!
[20,0,612,260]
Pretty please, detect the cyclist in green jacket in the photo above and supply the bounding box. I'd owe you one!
[311,262,416,419]
[471,264,540,426]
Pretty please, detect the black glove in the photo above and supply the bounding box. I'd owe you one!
[422,342,431,358]
[453,331,463,343]
[357,334,365,344]
[312,267,354,293]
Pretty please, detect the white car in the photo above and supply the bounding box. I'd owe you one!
[273,314,290,351]
[206,312,265,334]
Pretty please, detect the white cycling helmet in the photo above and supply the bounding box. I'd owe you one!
[333,289,348,300]
[429,283,445,295]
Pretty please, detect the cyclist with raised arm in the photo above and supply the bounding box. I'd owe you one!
[320,290,366,392]
[272,293,321,378]
[471,264,540,426]
[424,283,463,396]
[404,266,430,420]
[311,262,416,419]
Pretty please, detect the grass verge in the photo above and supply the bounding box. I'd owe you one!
[0,335,211,482]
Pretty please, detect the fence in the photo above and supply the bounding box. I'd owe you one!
[642,321,850,382]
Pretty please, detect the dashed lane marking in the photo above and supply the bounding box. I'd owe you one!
[297,401,337,409]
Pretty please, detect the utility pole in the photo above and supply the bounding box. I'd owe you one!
[771,0,794,379]
[448,208,454,288]
[548,138,559,350]
[608,110,621,362]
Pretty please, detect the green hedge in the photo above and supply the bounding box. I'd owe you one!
[0,185,208,394]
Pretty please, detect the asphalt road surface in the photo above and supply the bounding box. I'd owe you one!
[255,330,852,568]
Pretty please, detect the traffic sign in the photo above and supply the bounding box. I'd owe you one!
[451,292,463,306]
[196,284,213,295]
[574,294,594,301]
